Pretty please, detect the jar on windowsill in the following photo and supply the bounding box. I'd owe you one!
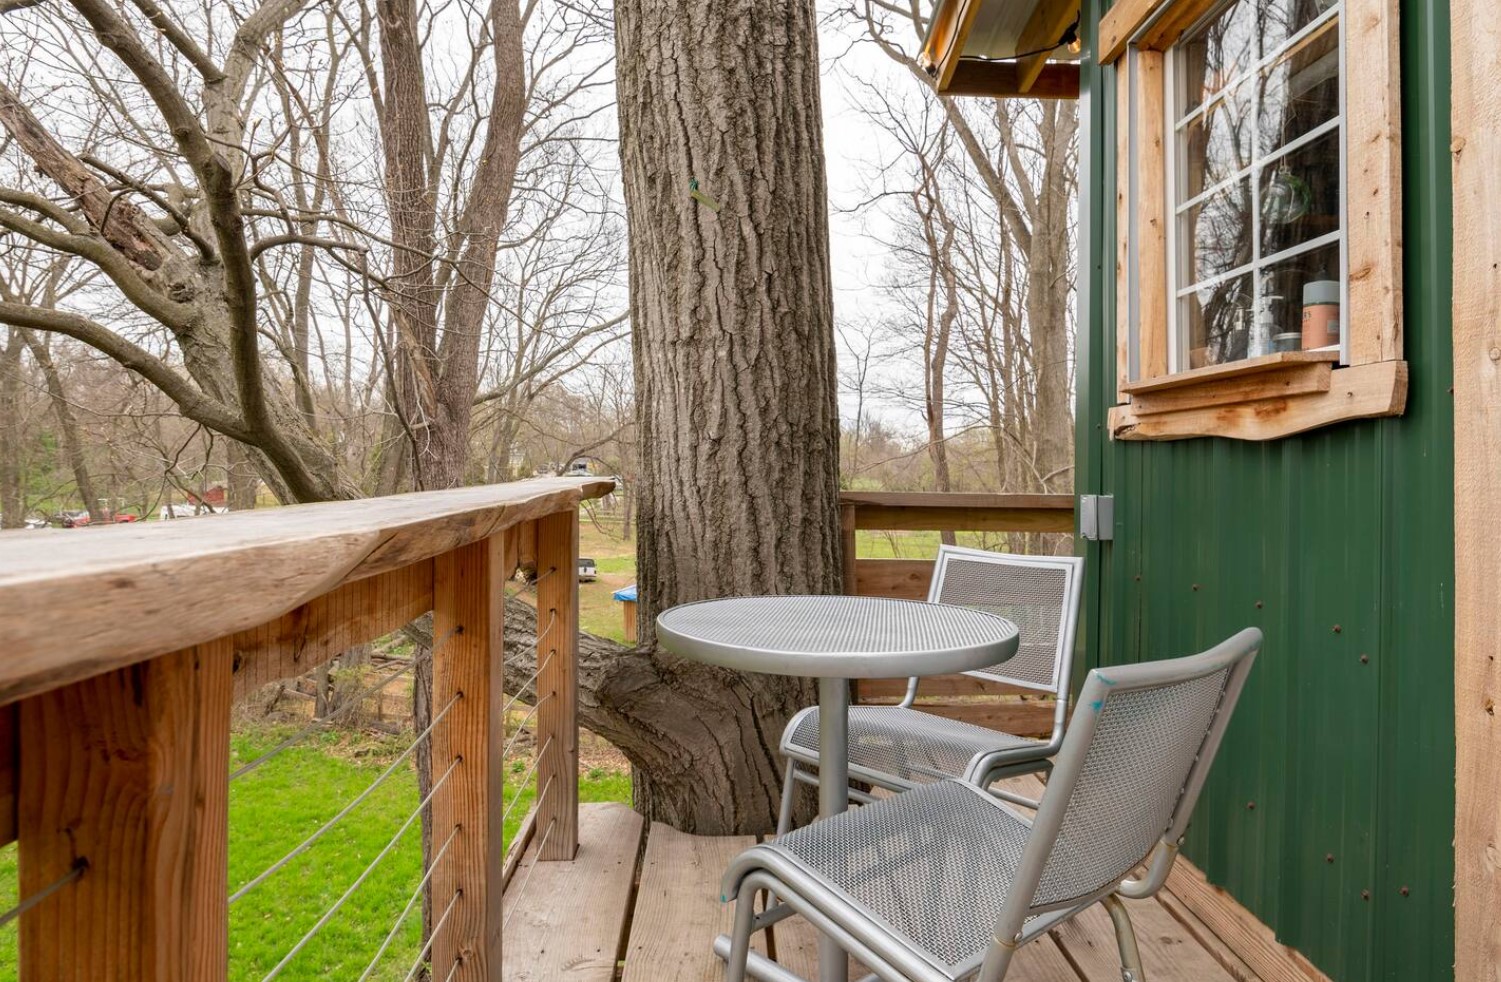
[1302,280,1341,350]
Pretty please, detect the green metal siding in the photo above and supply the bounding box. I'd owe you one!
[1075,0,1454,978]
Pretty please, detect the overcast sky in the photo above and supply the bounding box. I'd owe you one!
[820,11,907,330]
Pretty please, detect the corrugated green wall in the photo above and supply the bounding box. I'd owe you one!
[1074,0,1455,978]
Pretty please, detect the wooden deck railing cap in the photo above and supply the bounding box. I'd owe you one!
[0,476,613,706]
[838,490,1074,509]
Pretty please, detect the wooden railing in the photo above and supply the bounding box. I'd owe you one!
[0,476,610,982]
[838,490,1077,737]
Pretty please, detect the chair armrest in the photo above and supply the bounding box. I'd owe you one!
[1116,840,1180,900]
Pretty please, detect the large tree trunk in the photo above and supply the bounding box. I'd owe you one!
[614,0,842,832]
[0,331,23,529]
[1023,102,1077,492]
[19,331,102,521]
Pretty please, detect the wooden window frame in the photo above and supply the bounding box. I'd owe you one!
[1102,0,1405,441]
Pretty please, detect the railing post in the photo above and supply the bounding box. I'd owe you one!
[535,506,579,861]
[18,640,232,982]
[840,501,859,595]
[432,536,505,980]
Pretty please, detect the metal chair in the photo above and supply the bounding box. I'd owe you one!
[722,628,1262,982]
[777,546,1084,833]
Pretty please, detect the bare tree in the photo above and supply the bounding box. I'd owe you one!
[838,1,1078,492]
[601,0,843,833]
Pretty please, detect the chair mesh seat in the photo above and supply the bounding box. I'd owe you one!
[768,780,1033,977]
[785,705,1046,786]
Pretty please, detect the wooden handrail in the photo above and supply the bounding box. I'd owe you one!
[838,490,1075,533]
[0,477,609,982]
[0,476,612,707]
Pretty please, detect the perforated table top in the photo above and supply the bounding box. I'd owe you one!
[656,595,1018,678]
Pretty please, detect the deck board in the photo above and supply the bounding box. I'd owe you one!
[620,823,764,982]
[501,802,644,981]
[1050,898,1250,982]
[769,905,871,980]
[504,799,1270,982]
[773,907,1082,982]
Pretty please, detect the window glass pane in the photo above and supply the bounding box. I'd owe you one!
[1255,0,1338,55]
[1257,19,1339,154]
[1180,83,1253,198]
[1163,0,1344,373]
[1254,240,1342,353]
[1182,178,1253,285]
[1259,129,1339,255]
[1183,273,1254,368]
[1178,0,1259,115]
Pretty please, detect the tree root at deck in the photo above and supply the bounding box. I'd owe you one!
[407,600,817,835]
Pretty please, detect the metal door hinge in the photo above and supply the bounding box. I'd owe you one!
[1079,494,1114,541]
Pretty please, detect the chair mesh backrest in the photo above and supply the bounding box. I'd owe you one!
[1031,667,1231,907]
[929,549,1076,692]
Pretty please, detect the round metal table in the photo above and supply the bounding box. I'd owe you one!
[655,595,1020,982]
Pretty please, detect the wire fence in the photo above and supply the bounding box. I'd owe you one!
[224,621,482,982]
[0,858,87,933]
[0,572,565,979]
[220,586,561,982]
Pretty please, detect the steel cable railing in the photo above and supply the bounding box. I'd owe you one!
[499,649,553,719]
[231,625,461,783]
[0,858,87,932]
[353,824,461,982]
[230,660,416,782]
[258,755,462,982]
[500,600,556,718]
[500,692,552,761]
[501,743,554,830]
[400,888,462,982]
[501,816,557,932]
[230,692,462,905]
[499,595,560,870]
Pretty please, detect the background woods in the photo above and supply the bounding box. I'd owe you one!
[0,0,1075,525]
[0,0,1077,837]
[0,0,629,515]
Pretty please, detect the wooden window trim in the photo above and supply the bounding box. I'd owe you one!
[1105,0,1405,442]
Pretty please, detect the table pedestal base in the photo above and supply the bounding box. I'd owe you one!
[815,677,851,982]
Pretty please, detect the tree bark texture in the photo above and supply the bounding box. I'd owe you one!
[614,0,842,832]
[375,0,525,493]
[19,331,102,521]
[0,331,23,528]
[1025,102,1077,490]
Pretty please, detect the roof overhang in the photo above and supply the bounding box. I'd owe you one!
[919,0,1083,99]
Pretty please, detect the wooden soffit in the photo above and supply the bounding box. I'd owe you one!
[921,0,1082,98]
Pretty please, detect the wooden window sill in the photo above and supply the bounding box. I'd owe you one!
[1108,359,1407,441]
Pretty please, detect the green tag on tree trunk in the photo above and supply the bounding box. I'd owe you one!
[688,179,722,213]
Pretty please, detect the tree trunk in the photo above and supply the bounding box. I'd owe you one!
[1025,102,1077,492]
[0,331,23,529]
[226,441,261,511]
[615,0,842,832]
[19,331,103,521]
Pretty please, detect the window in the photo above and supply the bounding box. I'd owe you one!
[1101,0,1403,441]
[1172,0,1343,370]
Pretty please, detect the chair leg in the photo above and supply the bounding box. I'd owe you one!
[723,879,760,982]
[777,759,800,837]
[1101,893,1147,982]
[975,938,1015,982]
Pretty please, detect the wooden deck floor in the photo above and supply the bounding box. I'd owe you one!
[500,793,1264,982]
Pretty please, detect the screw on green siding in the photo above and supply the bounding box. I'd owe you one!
[1075,0,1454,978]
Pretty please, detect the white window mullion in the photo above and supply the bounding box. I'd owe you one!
[1163,0,1347,369]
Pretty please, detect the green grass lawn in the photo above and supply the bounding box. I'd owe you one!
[853,529,1028,559]
[0,725,631,980]
[578,517,637,643]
